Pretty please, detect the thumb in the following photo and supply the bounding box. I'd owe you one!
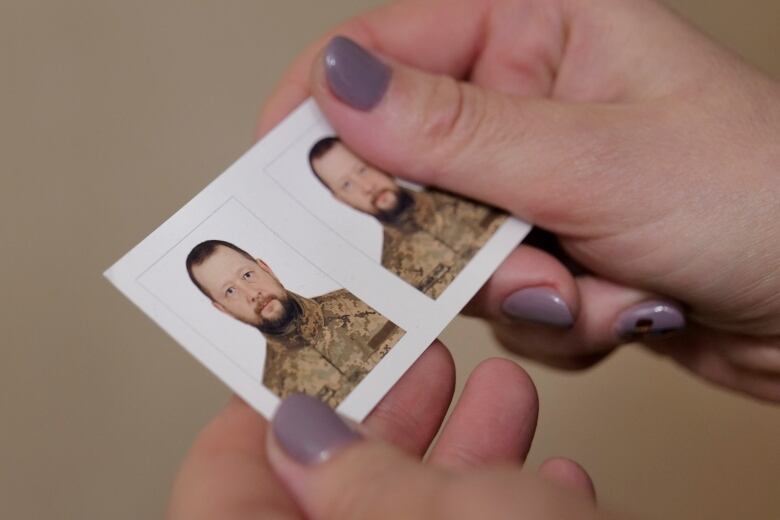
[267,394,446,520]
[310,36,624,226]
[267,394,611,520]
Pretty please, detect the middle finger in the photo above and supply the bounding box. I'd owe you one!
[428,357,539,469]
[363,340,456,456]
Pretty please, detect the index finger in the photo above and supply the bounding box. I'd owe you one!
[255,0,488,137]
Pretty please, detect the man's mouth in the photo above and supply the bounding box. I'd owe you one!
[254,297,275,315]
[372,189,397,208]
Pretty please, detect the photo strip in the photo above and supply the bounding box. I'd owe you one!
[138,199,404,408]
[105,100,532,421]
[268,135,507,299]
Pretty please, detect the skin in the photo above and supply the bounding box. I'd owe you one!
[170,0,780,517]
[190,245,289,328]
[312,141,401,215]
[168,345,601,519]
[258,0,780,402]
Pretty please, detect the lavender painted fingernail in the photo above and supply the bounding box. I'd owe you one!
[323,36,391,111]
[272,394,360,465]
[501,287,574,328]
[615,300,686,341]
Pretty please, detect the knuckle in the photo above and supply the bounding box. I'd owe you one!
[318,448,395,520]
[435,441,489,468]
[368,398,423,448]
[320,446,451,520]
[419,75,468,143]
[322,473,381,519]
[416,75,488,172]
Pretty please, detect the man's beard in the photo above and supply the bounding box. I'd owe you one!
[256,294,301,335]
[375,188,415,224]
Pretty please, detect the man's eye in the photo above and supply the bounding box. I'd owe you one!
[341,180,351,190]
[358,166,367,174]
[225,287,235,297]
[242,271,253,280]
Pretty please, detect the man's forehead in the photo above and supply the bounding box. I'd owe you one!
[316,144,360,171]
[193,246,252,281]
[211,245,252,264]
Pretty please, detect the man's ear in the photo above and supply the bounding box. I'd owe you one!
[255,258,273,274]
[255,257,284,285]
[212,300,228,315]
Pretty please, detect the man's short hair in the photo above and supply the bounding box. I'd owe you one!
[186,239,253,300]
[308,136,341,191]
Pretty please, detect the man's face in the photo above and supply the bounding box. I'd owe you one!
[191,245,290,329]
[312,142,401,216]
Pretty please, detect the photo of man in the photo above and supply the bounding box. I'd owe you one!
[309,137,507,299]
[186,239,404,407]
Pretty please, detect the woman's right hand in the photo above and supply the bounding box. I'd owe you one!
[258,0,780,402]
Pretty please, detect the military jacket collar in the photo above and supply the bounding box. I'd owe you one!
[385,188,437,234]
[262,292,324,350]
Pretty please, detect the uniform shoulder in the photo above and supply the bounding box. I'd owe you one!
[314,288,359,305]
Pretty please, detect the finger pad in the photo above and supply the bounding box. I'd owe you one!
[365,341,455,455]
[429,358,539,468]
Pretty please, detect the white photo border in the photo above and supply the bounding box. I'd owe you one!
[105,99,532,421]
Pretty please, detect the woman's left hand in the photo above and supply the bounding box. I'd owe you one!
[166,341,593,519]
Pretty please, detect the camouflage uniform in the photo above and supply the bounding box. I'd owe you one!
[262,289,404,408]
[381,188,507,299]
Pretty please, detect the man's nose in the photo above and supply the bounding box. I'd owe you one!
[356,177,373,194]
[244,285,259,303]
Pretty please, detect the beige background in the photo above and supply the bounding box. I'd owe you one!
[2,1,779,518]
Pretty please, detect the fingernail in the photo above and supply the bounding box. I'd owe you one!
[272,394,361,465]
[614,300,686,341]
[323,36,392,111]
[501,287,574,328]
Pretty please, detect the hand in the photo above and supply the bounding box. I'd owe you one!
[257,0,780,402]
[167,342,596,518]
[266,393,606,520]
